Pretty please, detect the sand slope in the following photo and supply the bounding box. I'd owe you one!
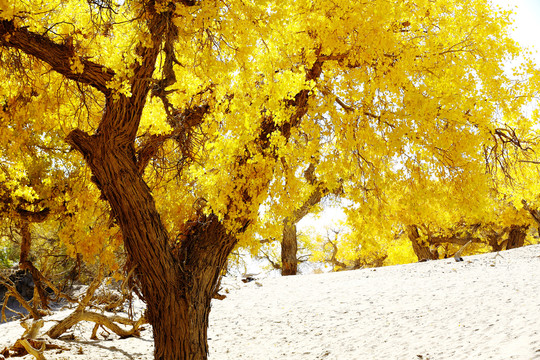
[1,244,539,360]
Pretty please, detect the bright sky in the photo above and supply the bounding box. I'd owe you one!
[492,0,540,62]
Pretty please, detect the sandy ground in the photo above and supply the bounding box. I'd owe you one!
[1,244,539,360]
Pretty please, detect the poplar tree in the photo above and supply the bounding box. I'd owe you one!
[1,1,536,358]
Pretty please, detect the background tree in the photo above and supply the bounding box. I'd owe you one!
[254,161,341,275]
[322,133,540,266]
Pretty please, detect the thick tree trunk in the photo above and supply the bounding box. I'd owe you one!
[1,9,240,359]
[68,125,235,359]
[62,31,238,357]
[506,225,528,250]
[281,221,298,276]
[178,215,238,359]
[139,214,236,360]
[19,219,31,265]
[70,135,186,358]
[279,167,331,276]
[486,230,505,251]
[406,225,438,261]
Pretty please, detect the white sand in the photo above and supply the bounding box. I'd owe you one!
[1,244,539,359]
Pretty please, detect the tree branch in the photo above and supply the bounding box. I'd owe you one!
[257,59,324,150]
[136,104,209,174]
[15,208,50,223]
[0,19,114,94]
[65,129,96,159]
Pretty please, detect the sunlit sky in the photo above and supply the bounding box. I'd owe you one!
[492,0,540,62]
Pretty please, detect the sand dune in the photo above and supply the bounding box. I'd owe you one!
[1,244,539,359]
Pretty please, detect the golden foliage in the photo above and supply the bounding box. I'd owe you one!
[1,0,539,270]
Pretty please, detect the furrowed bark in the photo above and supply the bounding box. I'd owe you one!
[66,126,192,359]
[281,221,298,276]
[174,214,238,358]
[506,225,527,250]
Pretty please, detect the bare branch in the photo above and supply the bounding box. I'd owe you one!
[519,160,540,165]
[0,275,41,320]
[17,339,46,360]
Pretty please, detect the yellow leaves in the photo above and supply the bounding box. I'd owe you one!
[139,98,171,135]
[498,204,530,228]
[154,0,172,14]
[58,184,121,266]
[0,1,14,21]
[0,0,24,21]
[12,186,38,203]
[106,77,132,99]
[69,56,84,74]
[2,0,539,274]
[385,235,417,265]
[137,31,154,49]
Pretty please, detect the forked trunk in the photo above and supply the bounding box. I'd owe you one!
[279,175,328,276]
[3,7,235,357]
[68,126,236,359]
[281,221,298,276]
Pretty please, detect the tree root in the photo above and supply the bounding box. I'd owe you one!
[1,267,146,360]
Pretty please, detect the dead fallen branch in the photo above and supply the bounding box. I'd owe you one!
[46,268,146,340]
[1,339,68,359]
[17,339,46,360]
[21,319,45,339]
[47,309,146,339]
[454,239,473,262]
